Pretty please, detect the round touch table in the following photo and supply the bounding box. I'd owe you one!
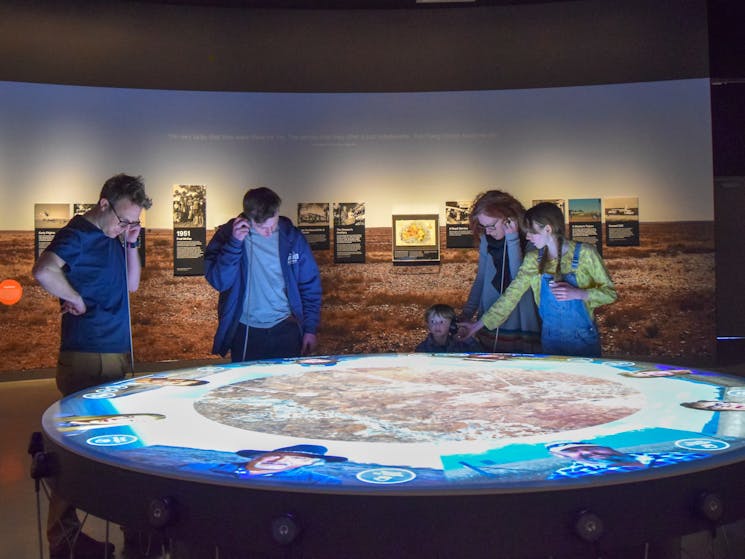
[41,353,745,558]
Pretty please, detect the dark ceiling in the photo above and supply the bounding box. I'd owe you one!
[130,0,568,7]
[127,0,743,80]
[1,0,742,92]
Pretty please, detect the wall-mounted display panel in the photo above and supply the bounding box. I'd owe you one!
[298,202,330,251]
[392,214,440,265]
[34,204,70,260]
[605,196,640,247]
[569,198,603,255]
[445,200,473,249]
[173,184,206,276]
[333,203,365,264]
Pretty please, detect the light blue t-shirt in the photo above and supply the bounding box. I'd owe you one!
[241,230,291,327]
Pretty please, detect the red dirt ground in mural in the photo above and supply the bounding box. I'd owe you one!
[0,222,715,374]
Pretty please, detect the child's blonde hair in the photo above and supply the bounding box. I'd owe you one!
[424,304,457,325]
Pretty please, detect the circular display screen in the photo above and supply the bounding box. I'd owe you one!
[43,353,745,491]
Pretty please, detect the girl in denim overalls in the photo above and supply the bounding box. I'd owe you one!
[460,202,617,357]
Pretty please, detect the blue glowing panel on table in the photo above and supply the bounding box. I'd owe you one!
[42,353,745,492]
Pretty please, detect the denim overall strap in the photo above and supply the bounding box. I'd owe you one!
[571,241,581,270]
[539,242,601,357]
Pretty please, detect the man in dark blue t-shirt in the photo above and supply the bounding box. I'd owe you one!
[33,173,151,559]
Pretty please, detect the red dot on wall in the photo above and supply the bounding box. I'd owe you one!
[0,279,23,306]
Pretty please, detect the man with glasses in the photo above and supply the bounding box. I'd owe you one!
[32,173,151,559]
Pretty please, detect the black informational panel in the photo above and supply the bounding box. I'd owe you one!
[604,197,640,247]
[333,202,365,264]
[445,200,473,249]
[34,203,70,260]
[298,202,330,251]
[569,198,603,256]
[173,185,206,276]
[605,221,640,247]
[173,228,206,276]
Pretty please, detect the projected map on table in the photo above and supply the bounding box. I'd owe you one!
[43,353,745,491]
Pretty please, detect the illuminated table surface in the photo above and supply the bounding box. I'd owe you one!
[42,353,745,558]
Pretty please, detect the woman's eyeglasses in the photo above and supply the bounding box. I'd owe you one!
[478,217,514,233]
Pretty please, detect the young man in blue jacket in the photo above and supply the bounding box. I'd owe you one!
[205,187,321,361]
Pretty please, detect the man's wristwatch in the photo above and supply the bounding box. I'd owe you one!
[126,239,141,249]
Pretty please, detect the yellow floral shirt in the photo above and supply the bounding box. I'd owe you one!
[481,240,617,331]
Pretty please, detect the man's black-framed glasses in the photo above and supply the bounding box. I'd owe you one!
[107,199,141,228]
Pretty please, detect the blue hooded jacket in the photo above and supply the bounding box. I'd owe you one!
[205,216,321,356]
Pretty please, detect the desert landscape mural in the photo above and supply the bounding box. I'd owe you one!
[0,222,715,376]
